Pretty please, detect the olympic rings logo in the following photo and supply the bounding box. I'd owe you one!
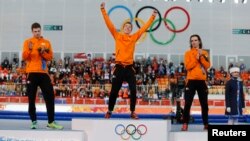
[108,5,190,45]
[115,124,147,140]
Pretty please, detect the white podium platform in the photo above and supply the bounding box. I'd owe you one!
[0,119,208,141]
[169,131,208,141]
[0,119,85,141]
[72,118,171,141]
[0,130,85,141]
[72,118,209,141]
[170,124,208,141]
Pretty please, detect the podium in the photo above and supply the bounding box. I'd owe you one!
[0,130,85,141]
[72,118,171,141]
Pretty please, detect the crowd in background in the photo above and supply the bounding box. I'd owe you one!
[1,55,250,101]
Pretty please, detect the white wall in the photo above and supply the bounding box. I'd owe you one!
[0,0,249,58]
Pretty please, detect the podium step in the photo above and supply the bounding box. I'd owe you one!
[72,118,172,141]
[0,130,85,141]
[170,131,208,141]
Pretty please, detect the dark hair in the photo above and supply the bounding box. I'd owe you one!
[31,22,41,31]
[189,34,203,49]
[123,21,133,30]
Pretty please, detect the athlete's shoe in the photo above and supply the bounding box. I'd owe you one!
[130,112,139,119]
[204,124,208,130]
[46,121,64,130]
[104,111,112,119]
[30,121,38,129]
[181,123,188,131]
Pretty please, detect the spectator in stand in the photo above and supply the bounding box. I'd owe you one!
[1,57,10,69]
[12,54,19,69]
[22,22,63,130]
[158,62,166,76]
[225,67,245,125]
[208,66,215,79]
[240,63,246,72]
[146,57,152,67]
[100,2,157,119]
[64,56,70,68]
[228,63,234,72]
[149,70,156,84]
[181,34,210,131]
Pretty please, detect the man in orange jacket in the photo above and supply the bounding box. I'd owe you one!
[22,22,63,129]
[101,2,157,119]
[181,34,210,131]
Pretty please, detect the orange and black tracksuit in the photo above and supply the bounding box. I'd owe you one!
[22,37,55,123]
[183,48,210,125]
[101,8,155,112]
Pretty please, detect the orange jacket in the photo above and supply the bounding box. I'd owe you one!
[22,37,53,73]
[101,8,155,66]
[184,48,210,80]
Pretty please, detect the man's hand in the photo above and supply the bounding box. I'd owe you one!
[196,53,200,60]
[198,49,202,55]
[101,2,105,9]
[28,41,33,50]
[38,47,43,54]
[152,10,158,16]
[38,46,48,54]
[196,49,202,60]
[226,107,231,113]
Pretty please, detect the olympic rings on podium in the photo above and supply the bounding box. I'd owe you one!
[115,123,147,140]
